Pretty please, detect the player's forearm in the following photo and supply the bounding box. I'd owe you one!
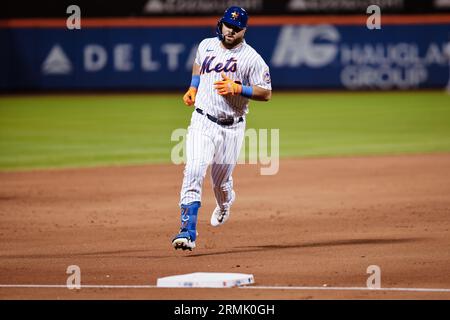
[249,86,272,102]
[192,63,200,77]
[188,64,201,89]
[183,63,201,107]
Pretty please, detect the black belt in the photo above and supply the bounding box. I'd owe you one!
[196,108,243,126]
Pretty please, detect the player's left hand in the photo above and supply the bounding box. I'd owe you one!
[214,72,242,96]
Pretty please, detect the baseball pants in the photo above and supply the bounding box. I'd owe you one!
[179,111,245,210]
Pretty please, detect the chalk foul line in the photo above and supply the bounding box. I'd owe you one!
[240,285,450,293]
[0,284,449,293]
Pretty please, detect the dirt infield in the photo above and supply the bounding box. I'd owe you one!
[1,154,449,299]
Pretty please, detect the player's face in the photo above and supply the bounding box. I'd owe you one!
[221,22,246,48]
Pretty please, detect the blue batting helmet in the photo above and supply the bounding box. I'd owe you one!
[216,6,248,41]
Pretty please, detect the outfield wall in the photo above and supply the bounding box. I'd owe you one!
[1,16,450,91]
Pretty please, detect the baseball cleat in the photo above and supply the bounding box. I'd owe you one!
[211,191,235,227]
[172,229,196,251]
[172,238,196,251]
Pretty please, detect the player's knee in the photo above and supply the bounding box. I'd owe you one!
[185,166,207,181]
[213,181,229,192]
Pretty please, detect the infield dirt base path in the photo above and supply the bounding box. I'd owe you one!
[1,154,449,299]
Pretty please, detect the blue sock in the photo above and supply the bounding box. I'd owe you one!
[180,201,201,241]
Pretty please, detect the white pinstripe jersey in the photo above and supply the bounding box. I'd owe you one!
[194,37,272,118]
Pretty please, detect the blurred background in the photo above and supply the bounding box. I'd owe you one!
[0,0,450,170]
[1,0,450,91]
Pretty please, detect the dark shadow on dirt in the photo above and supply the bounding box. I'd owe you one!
[185,237,425,258]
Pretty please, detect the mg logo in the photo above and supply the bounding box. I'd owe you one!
[272,25,340,68]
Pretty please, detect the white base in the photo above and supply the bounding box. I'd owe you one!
[156,272,254,288]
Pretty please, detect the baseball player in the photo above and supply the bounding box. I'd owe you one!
[172,6,272,251]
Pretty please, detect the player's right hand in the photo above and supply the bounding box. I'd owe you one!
[183,87,197,106]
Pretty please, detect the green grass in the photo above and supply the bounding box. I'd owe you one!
[254,92,450,157]
[0,92,449,171]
